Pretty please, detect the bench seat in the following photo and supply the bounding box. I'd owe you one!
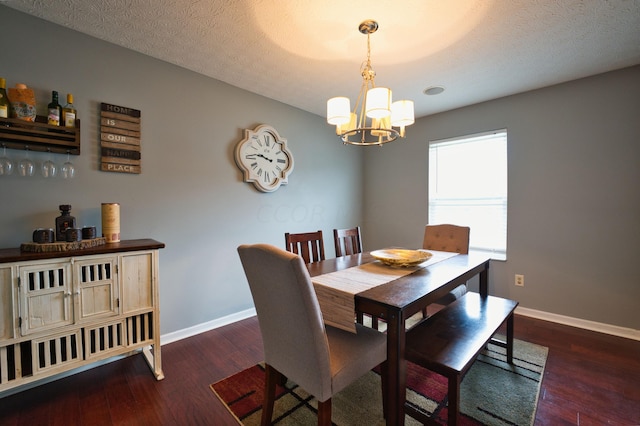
[405,292,518,425]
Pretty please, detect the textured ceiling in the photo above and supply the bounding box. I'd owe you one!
[3,0,640,118]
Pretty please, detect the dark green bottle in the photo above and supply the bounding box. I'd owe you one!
[47,91,62,126]
[0,77,10,119]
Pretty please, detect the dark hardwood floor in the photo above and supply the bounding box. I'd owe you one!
[1,315,639,425]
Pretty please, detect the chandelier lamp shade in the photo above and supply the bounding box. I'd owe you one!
[327,20,414,146]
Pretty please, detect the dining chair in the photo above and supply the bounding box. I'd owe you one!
[237,243,387,426]
[333,226,382,328]
[284,230,325,263]
[333,226,363,257]
[422,224,470,316]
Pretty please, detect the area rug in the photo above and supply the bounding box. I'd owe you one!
[210,338,548,426]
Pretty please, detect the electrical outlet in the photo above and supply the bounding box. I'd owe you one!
[515,274,524,287]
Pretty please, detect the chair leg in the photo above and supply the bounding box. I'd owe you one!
[262,364,279,426]
[379,361,388,418]
[317,398,332,426]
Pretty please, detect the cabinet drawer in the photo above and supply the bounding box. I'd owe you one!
[0,342,25,388]
[126,312,155,347]
[32,330,82,374]
[84,320,126,360]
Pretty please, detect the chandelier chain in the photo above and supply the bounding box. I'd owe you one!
[362,33,376,83]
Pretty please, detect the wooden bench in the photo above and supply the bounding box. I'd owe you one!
[404,292,519,425]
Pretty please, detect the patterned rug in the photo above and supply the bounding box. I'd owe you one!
[211,338,548,425]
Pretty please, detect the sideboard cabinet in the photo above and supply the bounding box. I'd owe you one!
[0,239,164,394]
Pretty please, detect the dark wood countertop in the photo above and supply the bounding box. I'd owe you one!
[0,238,165,264]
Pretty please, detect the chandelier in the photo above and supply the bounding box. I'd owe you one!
[327,20,414,146]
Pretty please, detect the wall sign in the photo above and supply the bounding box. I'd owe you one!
[100,102,141,174]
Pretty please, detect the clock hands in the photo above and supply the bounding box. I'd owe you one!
[256,153,273,163]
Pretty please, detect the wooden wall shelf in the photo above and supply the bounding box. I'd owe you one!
[0,116,81,155]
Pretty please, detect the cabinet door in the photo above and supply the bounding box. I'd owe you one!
[0,266,13,341]
[19,261,73,336]
[74,256,119,321]
[120,252,154,313]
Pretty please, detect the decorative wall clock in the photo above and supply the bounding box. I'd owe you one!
[234,124,294,192]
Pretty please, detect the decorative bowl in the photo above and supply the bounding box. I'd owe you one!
[370,249,433,267]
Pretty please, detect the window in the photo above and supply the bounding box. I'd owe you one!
[428,130,508,260]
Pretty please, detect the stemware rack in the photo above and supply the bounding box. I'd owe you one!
[0,116,80,155]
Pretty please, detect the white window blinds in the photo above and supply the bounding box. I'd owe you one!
[428,130,508,260]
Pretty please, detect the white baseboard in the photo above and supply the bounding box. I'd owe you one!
[159,306,639,345]
[515,307,640,341]
[160,308,257,345]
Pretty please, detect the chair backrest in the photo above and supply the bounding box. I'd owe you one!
[422,224,470,254]
[237,244,332,397]
[333,226,363,257]
[284,230,325,263]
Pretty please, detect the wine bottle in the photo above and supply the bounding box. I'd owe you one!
[0,77,10,119]
[47,91,62,126]
[62,93,77,127]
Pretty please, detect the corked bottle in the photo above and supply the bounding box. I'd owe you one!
[62,93,76,127]
[47,91,62,126]
[0,77,11,119]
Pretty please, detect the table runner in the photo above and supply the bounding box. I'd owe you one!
[312,250,458,332]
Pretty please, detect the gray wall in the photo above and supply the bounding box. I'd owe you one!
[1,6,638,334]
[0,7,363,334]
[363,66,640,330]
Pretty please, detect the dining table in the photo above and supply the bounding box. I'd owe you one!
[306,250,492,426]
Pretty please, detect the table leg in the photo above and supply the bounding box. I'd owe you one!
[385,312,406,426]
[478,260,490,297]
[506,313,514,364]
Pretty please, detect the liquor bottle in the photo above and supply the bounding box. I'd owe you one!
[55,204,77,241]
[0,77,10,119]
[62,93,76,127]
[47,91,62,126]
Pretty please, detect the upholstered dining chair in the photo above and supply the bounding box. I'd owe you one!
[285,230,325,263]
[422,224,471,315]
[333,226,363,257]
[237,243,387,426]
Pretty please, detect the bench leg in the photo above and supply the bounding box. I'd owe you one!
[448,374,461,426]
[506,313,514,364]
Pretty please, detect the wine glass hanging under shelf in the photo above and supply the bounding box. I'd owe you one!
[0,115,81,155]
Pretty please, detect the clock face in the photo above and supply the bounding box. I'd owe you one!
[234,125,294,192]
